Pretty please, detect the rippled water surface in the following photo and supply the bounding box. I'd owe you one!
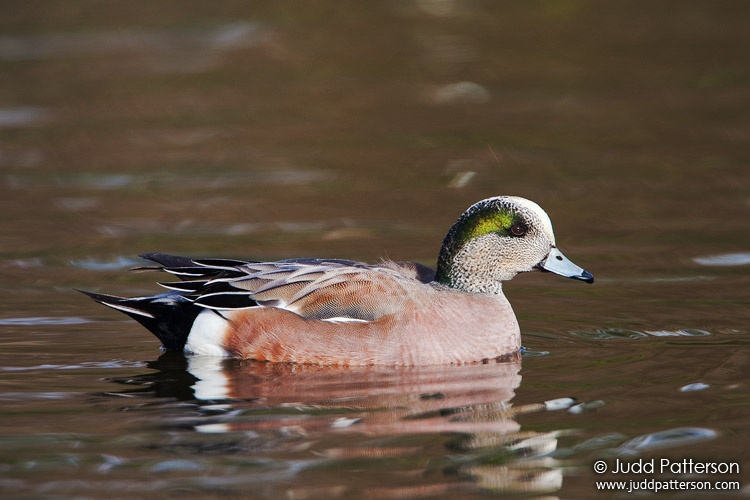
[1,2,748,498]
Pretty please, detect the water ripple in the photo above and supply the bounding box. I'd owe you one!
[0,316,92,326]
[0,22,265,62]
[644,329,711,337]
[68,256,141,271]
[694,252,750,266]
[569,329,648,340]
[0,106,50,127]
[616,427,718,455]
[6,168,328,190]
[680,382,710,392]
[0,392,77,401]
[0,360,145,372]
[569,328,712,340]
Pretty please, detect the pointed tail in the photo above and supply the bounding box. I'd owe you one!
[79,290,202,351]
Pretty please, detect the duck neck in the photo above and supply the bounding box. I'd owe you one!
[436,238,505,295]
[435,244,453,287]
[436,199,517,294]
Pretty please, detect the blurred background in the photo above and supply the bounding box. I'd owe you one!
[1,1,748,498]
[3,0,746,261]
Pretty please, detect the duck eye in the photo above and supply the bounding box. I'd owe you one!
[510,223,527,237]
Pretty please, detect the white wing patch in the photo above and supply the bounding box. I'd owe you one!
[321,317,370,323]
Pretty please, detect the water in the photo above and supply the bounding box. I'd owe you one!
[1,2,748,498]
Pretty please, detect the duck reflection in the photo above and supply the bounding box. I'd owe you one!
[106,352,569,497]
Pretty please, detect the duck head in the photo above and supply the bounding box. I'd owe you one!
[436,196,593,294]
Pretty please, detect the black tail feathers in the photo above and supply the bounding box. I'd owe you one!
[139,252,198,268]
[79,290,202,351]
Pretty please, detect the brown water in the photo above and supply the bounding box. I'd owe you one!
[1,2,748,498]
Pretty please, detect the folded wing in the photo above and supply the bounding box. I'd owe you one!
[142,253,435,322]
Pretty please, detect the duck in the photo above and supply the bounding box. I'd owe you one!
[82,196,593,366]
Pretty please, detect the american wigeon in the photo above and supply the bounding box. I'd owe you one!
[83,196,593,365]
